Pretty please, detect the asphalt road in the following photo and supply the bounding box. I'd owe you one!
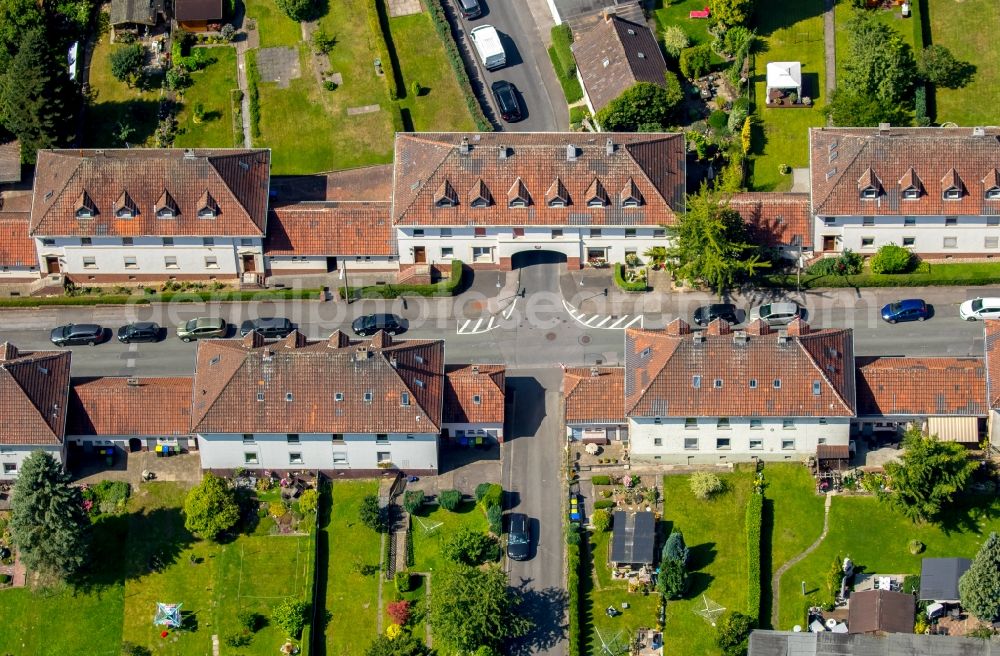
[457,0,566,131]
[505,367,567,656]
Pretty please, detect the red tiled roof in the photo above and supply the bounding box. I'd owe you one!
[0,214,36,267]
[192,331,445,433]
[564,366,625,423]
[624,320,856,417]
[0,344,71,445]
[443,365,505,424]
[67,377,193,436]
[985,320,1000,410]
[730,192,813,250]
[810,127,1000,216]
[30,149,270,237]
[392,132,685,226]
[264,201,396,256]
[573,15,669,113]
[0,140,20,184]
[855,356,986,417]
[268,164,395,203]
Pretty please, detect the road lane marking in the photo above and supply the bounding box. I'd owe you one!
[460,319,471,333]
[562,300,644,330]
[486,316,495,330]
[609,315,630,328]
[623,315,644,328]
[594,316,611,328]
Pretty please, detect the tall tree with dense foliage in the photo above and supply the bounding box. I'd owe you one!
[843,11,916,106]
[9,451,90,579]
[679,44,711,80]
[430,564,532,653]
[275,0,321,21]
[709,0,753,28]
[716,611,754,656]
[882,427,977,522]
[917,44,975,89]
[595,80,682,132]
[0,28,76,162]
[959,532,1000,621]
[665,186,768,293]
[823,87,908,128]
[183,472,240,540]
[109,43,146,87]
[663,530,689,565]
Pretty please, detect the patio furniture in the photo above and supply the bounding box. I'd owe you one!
[689,6,710,18]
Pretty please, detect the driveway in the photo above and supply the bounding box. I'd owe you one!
[452,0,566,131]
[504,366,567,656]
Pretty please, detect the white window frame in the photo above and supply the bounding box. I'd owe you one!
[943,236,958,249]
[244,452,259,465]
[82,256,97,269]
[164,255,179,269]
[204,256,219,269]
[123,256,138,269]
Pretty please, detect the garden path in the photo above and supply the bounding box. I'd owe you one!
[770,492,833,628]
[823,0,836,115]
[233,0,256,147]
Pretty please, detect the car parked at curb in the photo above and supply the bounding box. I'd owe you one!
[50,323,104,346]
[880,299,929,324]
[239,317,294,339]
[491,80,522,122]
[748,301,802,327]
[352,313,404,337]
[458,0,482,19]
[960,297,1000,321]
[507,512,530,561]
[693,303,740,326]
[177,317,227,342]
[117,321,162,343]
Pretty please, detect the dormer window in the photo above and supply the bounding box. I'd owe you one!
[157,207,175,219]
[197,191,219,218]
[155,190,179,219]
[114,190,137,218]
[620,178,643,207]
[585,178,609,207]
[943,188,962,200]
[75,191,97,219]
[941,168,964,200]
[986,188,1000,200]
[546,178,570,207]
[898,168,922,200]
[860,187,878,199]
[507,177,531,208]
[901,188,920,200]
[116,208,134,218]
[433,179,458,207]
[857,167,881,200]
[983,169,1000,200]
[469,178,492,208]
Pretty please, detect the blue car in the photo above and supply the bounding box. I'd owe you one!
[881,299,929,323]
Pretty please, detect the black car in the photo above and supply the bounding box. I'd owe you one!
[240,317,294,338]
[693,303,740,326]
[351,313,404,337]
[507,513,530,561]
[117,321,161,343]
[50,323,104,346]
[491,81,522,122]
[458,0,482,19]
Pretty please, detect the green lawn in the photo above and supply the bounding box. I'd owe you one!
[777,493,1000,629]
[927,0,1000,125]
[324,480,382,655]
[390,13,476,132]
[245,0,304,48]
[654,0,715,47]
[174,46,240,149]
[411,499,489,574]
[749,0,828,191]
[83,32,163,147]
[766,260,1000,289]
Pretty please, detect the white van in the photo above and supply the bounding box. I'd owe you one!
[959,297,1000,320]
[471,25,506,70]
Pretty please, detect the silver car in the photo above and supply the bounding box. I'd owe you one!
[748,301,802,327]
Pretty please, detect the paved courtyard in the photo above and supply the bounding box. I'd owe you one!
[256,46,301,88]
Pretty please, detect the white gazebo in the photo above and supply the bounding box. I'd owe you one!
[765,61,802,104]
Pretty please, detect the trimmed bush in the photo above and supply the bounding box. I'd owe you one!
[547,45,584,104]
[708,110,728,131]
[366,0,402,100]
[439,489,462,511]
[615,263,648,292]
[569,105,590,125]
[395,569,412,592]
[679,44,711,80]
[908,539,925,555]
[690,472,724,500]
[591,475,613,486]
[567,536,582,656]
[478,483,503,509]
[245,49,261,139]
[745,492,763,622]
[443,527,500,565]
[914,84,929,126]
[593,499,616,510]
[486,503,502,535]
[870,244,913,274]
[403,490,425,514]
[341,259,464,299]
[550,23,575,78]
[424,0,491,130]
[475,482,495,502]
[271,598,309,639]
[591,508,612,532]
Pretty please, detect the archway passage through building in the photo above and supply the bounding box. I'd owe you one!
[510,250,568,269]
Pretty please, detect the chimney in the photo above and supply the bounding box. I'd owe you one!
[733,331,748,346]
[242,331,265,349]
[127,377,139,386]
[472,365,480,375]
[0,342,18,361]
[566,144,578,161]
[262,348,274,361]
[974,126,986,137]
[328,330,350,348]
[590,366,599,377]
[459,137,470,154]
[878,122,890,135]
[746,318,771,335]
[664,318,691,335]
[786,318,810,336]
[355,345,372,361]
[370,330,391,349]
[777,331,789,346]
[184,148,196,158]
[602,8,610,21]
[692,332,706,344]
[499,147,512,160]
[605,138,614,156]
[705,318,732,336]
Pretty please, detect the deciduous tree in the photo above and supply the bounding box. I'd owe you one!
[109,43,145,87]
[665,186,768,293]
[716,611,754,656]
[883,427,978,522]
[918,44,975,89]
[823,87,908,127]
[679,44,711,80]
[709,0,753,28]
[365,633,430,656]
[9,451,90,579]
[661,25,689,58]
[183,472,240,540]
[442,527,500,566]
[275,0,321,21]
[430,564,532,653]
[959,533,1000,621]
[595,81,682,132]
[359,493,388,533]
[843,11,916,106]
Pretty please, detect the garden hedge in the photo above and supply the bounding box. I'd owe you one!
[245,49,261,139]
[762,262,1000,289]
[746,492,763,623]
[591,475,613,486]
[424,0,492,131]
[547,45,583,104]
[0,287,323,308]
[366,0,402,100]
[614,263,648,292]
[550,24,575,78]
[340,259,464,299]
[593,499,615,510]
[567,535,582,656]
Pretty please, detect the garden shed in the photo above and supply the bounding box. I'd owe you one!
[919,557,971,603]
[765,62,801,104]
[847,589,915,635]
[610,510,655,569]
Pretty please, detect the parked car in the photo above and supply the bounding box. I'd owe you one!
[748,301,802,327]
[239,317,294,339]
[693,303,740,326]
[880,299,929,324]
[351,313,404,337]
[506,512,530,561]
[960,297,1000,321]
[50,323,104,346]
[177,317,227,342]
[458,0,482,19]
[491,80,522,122]
[116,321,162,343]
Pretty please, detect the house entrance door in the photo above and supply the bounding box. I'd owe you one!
[414,246,426,264]
[822,235,837,252]
[242,253,256,272]
[46,256,60,274]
